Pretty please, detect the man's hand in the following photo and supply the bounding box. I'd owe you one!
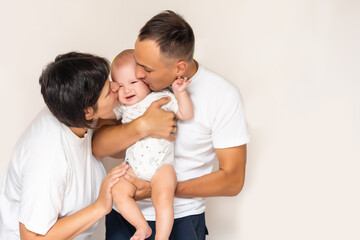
[137,97,177,141]
[92,97,177,159]
[124,167,151,200]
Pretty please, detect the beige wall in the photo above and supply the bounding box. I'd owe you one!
[1,0,359,239]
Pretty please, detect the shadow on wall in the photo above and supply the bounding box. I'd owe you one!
[102,156,124,172]
[206,196,241,238]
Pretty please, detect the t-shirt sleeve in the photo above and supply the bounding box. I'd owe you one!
[19,147,68,235]
[211,87,250,149]
[162,91,179,113]
[113,103,123,120]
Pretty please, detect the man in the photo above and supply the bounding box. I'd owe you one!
[92,10,250,240]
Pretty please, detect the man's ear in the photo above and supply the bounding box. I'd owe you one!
[176,60,187,77]
[84,107,94,120]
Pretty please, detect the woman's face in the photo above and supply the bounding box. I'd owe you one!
[91,78,119,119]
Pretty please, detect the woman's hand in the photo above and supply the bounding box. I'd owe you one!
[94,162,129,214]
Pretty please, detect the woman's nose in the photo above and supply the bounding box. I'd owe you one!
[111,81,119,92]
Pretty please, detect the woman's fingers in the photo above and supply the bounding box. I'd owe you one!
[108,162,128,175]
[108,175,120,188]
[104,162,129,188]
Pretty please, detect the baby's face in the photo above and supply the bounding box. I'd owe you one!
[112,63,151,106]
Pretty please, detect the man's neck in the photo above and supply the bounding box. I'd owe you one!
[184,59,198,79]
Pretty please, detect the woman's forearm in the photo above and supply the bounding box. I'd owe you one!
[20,202,106,240]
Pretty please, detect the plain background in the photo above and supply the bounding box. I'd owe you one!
[1,0,359,239]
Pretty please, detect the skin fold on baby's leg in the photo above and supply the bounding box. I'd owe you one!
[151,164,177,240]
[112,170,152,240]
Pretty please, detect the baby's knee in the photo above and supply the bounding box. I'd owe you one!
[152,189,174,207]
[111,179,135,202]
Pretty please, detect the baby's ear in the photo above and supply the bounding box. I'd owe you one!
[84,107,95,120]
[176,60,187,76]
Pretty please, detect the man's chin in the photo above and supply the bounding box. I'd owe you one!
[150,85,169,91]
[148,84,157,91]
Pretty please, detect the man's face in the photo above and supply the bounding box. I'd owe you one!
[134,38,177,91]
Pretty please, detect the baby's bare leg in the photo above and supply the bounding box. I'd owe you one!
[151,164,177,240]
[112,170,152,240]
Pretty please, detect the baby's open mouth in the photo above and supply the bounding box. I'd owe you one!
[126,95,135,100]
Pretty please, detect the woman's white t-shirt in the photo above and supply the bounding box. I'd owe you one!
[0,107,106,239]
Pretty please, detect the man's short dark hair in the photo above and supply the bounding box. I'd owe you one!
[39,52,110,128]
[139,10,195,62]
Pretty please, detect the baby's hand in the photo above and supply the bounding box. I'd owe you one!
[172,76,191,93]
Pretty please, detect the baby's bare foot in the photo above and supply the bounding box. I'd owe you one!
[130,225,152,240]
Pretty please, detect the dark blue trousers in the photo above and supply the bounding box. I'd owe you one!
[105,209,208,240]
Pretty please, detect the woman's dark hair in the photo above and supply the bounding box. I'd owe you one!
[39,52,110,128]
[139,10,195,62]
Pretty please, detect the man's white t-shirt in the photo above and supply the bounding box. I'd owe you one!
[0,107,106,240]
[137,64,250,220]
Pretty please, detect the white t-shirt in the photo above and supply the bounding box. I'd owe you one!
[138,64,250,220]
[0,107,106,240]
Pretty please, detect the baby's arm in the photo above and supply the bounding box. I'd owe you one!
[172,77,194,121]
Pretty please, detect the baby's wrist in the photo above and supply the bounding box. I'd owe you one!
[173,89,187,96]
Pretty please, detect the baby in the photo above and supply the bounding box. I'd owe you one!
[108,49,193,240]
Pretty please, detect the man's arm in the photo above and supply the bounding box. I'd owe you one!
[92,118,144,159]
[176,144,247,197]
[92,97,177,159]
[125,144,246,200]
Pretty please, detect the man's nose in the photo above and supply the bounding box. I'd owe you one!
[135,65,146,79]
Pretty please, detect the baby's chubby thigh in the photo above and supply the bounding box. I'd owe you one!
[111,171,137,205]
[151,164,177,206]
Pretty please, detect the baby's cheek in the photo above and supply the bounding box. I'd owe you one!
[117,91,126,104]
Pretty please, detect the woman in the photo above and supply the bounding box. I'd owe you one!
[0,52,126,239]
